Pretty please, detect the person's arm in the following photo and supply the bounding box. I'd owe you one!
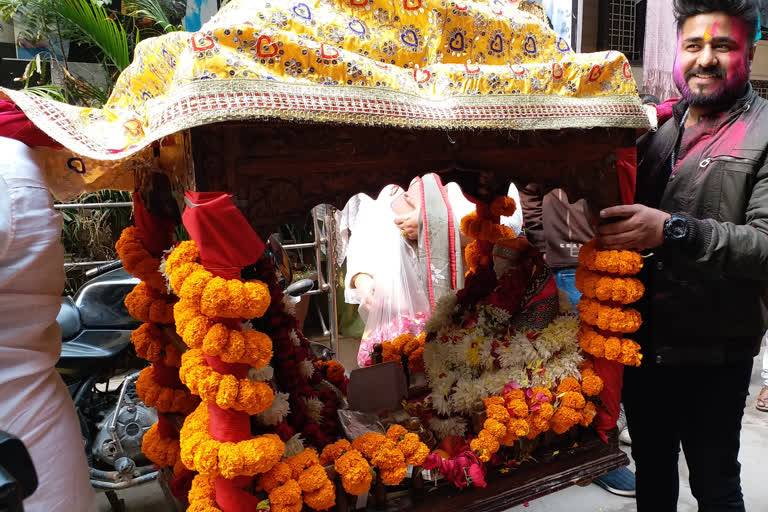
[518,183,546,254]
[500,182,524,236]
[599,162,768,280]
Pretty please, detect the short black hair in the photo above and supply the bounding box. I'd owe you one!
[673,0,760,45]
[640,93,661,105]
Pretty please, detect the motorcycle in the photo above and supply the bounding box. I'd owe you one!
[56,262,158,510]
[55,237,323,510]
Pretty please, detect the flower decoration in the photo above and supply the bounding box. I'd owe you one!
[115,226,165,291]
[574,266,645,304]
[334,449,373,496]
[125,281,176,324]
[578,325,642,366]
[136,365,200,415]
[577,297,642,334]
[142,422,181,467]
[578,239,644,276]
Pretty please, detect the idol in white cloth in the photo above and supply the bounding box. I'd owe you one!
[344,175,522,367]
[0,137,96,511]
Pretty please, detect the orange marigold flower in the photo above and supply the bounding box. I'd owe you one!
[286,449,321,480]
[490,196,517,217]
[142,422,181,467]
[580,402,598,427]
[483,418,507,439]
[165,241,200,276]
[619,339,643,367]
[581,374,604,396]
[574,266,645,305]
[550,406,581,435]
[298,464,328,493]
[187,473,219,511]
[561,391,586,410]
[334,450,372,496]
[304,479,336,511]
[319,439,351,466]
[258,461,292,493]
[325,360,346,384]
[385,425,408,442]
[503,389,526,402]
[508,418,529,437]
[537,402,555,421]
[351,433,387,459]
[604,336,622,360]
[486,403,511,423]
[370,445,405,470]
[269,480,303,510]
[556,377,581,394]
[380,465,408,486]
[483,396,505,408]
[507,399,529,418]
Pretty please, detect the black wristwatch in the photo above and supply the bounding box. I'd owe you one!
[663,214,689,246]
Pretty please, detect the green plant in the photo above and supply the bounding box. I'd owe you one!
[125,0,184,33]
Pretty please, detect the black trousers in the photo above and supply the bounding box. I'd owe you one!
[623,358,753,512]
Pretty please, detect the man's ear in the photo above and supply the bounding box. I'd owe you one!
[750,44,757,64]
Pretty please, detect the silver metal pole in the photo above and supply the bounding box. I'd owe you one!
[55,202,133,209]
[282,242,317,250]
[65,260,118,268]
[324,207,339,357]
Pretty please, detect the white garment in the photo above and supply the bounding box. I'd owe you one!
[0,137,96,512]
[344,180,523,304]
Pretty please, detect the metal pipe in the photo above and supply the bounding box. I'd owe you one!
[65,260,118,269]
[324,207,339,356]
[91,472,158,490]
[90,464,156,481]
[109,372,140,454]
[312,207,326,293]
[282,242,317,250]
[55,202,133,210]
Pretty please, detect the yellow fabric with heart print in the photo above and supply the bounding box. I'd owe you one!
[1,0,649,168]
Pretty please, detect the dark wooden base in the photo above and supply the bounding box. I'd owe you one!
[378,429,628,512]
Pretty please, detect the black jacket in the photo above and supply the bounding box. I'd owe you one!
[635,85,768,366]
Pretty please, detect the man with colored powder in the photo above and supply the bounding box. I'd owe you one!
[596,1,768,510]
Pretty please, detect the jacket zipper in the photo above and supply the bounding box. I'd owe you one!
[698,155,757,170]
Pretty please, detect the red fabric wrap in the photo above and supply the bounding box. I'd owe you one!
[593,358,625,443]
[181,191,266,280]
[615,147,638,206]
[133,192,176,257]
[207,403,251,443]
[153,360,184,389]
[215,476,263,512]
[157,413,179,439]
[169,469,194,500]
[181,191,266,508]
[0,100,62,148]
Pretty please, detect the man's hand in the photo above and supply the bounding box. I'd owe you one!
[353,273,376,309]
[394,210,419,240]
[597,204,671,251]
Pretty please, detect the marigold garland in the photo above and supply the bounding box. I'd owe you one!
[136,365,200,415]
[179,349,274,415]
[174,299,273,368]
[131,323,182,367]
[116,227,165,292]
[578,239,644,276]
[489,196,518,217]
[166,241,271,319]
[574,266,645,305]
[179,403,284,479]
[142,422,181,468]
[286,449,321,480]
[187,473,222,512]
[298,464,336,510]
[125,282,176,324]
[577,297,642,334]
[578,325,643,366]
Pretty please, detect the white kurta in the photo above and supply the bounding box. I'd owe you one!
[0,137,95,511]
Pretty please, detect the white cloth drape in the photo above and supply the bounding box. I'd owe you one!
[0,137,96,512]
[343,181,522,305]
[642,0,680,101]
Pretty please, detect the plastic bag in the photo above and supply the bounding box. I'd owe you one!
[356,202,430,367]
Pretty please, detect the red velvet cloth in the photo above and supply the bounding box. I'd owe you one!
[0,100,62,148]
[207,403,251,443]
[181,191,266,279]
[169,469,195,501]
[153,359,184,389]
[133,192,176,257]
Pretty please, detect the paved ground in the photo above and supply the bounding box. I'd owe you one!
[97,342,768,512]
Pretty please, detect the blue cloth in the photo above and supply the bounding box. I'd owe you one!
[552,267,581,313]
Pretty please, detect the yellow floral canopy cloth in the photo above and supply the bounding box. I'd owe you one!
[2,0,649,164]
